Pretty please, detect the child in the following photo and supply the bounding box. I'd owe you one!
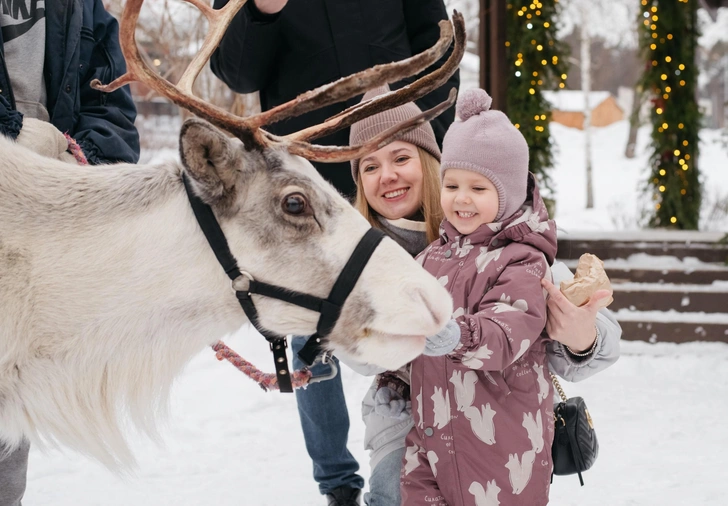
[400,88,558,506]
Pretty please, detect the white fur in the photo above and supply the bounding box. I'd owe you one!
[0,131,453,468]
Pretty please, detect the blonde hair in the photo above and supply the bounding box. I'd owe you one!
[354,147,443,244]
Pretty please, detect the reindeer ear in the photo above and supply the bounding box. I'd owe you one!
[179,118,241,204]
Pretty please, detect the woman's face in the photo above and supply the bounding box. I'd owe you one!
[358,141,424,220]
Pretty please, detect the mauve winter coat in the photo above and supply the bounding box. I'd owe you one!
[402,176,558,506]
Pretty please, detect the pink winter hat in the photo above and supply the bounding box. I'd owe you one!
[440,88,529,221]
[349,84,441,180]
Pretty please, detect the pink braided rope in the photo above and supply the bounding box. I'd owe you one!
[64,133,89,165]
[211,341,312,391]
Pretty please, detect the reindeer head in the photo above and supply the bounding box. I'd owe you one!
[177,119,452,368]
[94,0,465,370]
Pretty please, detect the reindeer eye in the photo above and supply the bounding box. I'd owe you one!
[282,193,308,215]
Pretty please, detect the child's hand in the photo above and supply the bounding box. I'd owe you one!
[374,386,411,420]
[423,319,461,356]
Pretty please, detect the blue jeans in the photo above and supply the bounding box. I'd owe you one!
[364,446,405,506]
[292,336,365,495]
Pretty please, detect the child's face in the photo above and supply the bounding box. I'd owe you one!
[358,141,424,220]
[441,169,499,235]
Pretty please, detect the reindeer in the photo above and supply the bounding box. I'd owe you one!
[0,0,464,468]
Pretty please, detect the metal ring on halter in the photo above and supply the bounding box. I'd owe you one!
[231,271,254,293]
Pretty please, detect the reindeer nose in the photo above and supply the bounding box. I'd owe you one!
[411,288,448,329]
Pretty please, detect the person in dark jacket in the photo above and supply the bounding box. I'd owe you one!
[210,1,459,505]
[0,0,139,164]
[0,1,138,504]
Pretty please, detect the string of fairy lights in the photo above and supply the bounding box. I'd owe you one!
[505,0,569,193]
[506,1,568,131]
[639,0,701,229]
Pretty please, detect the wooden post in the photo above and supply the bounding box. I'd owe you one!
[480,0,508,113]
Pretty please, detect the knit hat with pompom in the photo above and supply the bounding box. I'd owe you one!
[349,84,441,180]
[440,88,529,221]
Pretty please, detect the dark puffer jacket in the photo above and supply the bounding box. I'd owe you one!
[0,0,139,164]
[210,0,459,196]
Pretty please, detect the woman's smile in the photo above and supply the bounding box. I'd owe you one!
[383,187,410,200]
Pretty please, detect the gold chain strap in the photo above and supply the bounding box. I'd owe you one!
[550,372,568,403]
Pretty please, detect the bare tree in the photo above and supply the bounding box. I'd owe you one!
[561,0,639,208]
[624,84,645,158]
[105,0,258,116]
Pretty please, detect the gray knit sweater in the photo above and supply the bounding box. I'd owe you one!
[376,216,429,257]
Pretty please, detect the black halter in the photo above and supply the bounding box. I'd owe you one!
[183,175,385,392]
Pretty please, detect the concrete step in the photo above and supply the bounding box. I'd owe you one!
[616,313,728,343]
[557,230,728,263]
[610,282,728,313]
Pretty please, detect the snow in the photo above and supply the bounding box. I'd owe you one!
[562,253,727,271]
[549,120,728,232]
[613,281,728,293]
[699,7,728,50]
[24,329,728,506]
[542,90,614,112]
[615,309,728,324]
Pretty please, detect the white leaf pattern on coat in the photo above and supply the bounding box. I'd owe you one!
[427,450,439,478]
[469,480,501,506]
[461,343,494,369]
[463,403,496,445]
[437,275,449,288]
[475,246,504,273]
[452,307,466,319]
[450,370,477,412]
[532,362,549,405]
[526,210,550,233]
[431,386,451,429]
[522,410,545,453]
[505,450,536,495]
[492,293,529,313]
[404,443,421,475]
[456,238,474,258]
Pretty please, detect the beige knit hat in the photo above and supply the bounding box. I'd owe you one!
[440,88,529,221]
[349,85,441,180]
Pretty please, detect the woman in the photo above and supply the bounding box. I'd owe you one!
[346,85,621,506]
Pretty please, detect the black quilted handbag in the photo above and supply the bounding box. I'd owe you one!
[551,374,599,486]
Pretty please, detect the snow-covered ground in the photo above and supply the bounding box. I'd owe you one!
[24,330,728,506]
[22,117,728,504]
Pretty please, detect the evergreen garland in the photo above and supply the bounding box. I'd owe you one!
[638,0,701,229]
[505,0,569,195]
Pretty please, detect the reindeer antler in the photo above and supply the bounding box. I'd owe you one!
[93,0,465,161]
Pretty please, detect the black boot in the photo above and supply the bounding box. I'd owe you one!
[325,486,362,506]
